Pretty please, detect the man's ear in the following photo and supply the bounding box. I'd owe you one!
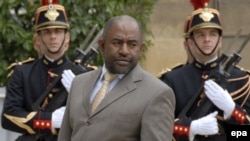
[66,32,70,43]
[187,38,194,47]
[140,42,145,52]
[218,36,222,49]
[65,32,70,49]
[98,39,105,53]
[33,34,43,57]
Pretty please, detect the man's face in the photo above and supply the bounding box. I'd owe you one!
[99,20,144,74]
[38,28,69,58]
[188,28,222,61]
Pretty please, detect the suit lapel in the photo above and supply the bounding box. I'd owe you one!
[82,69,102,115]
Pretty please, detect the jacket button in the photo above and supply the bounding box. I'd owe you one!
[86,121,91,126]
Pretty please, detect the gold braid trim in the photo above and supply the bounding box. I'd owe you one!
[229,76,250,107]
[228,75,249,82]
[4,112,37,134]
[239,81,250,108]
[216,115,224,121]
[174,118,180,122]
[172,136,176,141]
[87,64,98,70]
[228,75,250,123]
[156,67,171,78]
[7,57,35,78]
[7,70,14,78]
[156,63,184,78]
[7,57,35,70]
[247,115,250,122]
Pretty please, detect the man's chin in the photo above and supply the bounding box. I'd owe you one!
[111,66,130,74]
[48,48,61,54]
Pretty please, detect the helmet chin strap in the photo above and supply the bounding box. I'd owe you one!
[190,36,220,56]
[186,44,195,59]
[40,33,66,54]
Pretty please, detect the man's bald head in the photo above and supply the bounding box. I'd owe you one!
[102,15,144,42]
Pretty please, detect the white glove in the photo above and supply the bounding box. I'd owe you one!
[204,79,235,119]
[52,106,66,129]
[61,69,75,92]
[189,111,218,141]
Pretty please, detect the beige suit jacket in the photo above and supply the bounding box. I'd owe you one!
[58,64,175,141]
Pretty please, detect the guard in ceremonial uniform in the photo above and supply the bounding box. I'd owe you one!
[1,0,84,141]
[160,0,250,141]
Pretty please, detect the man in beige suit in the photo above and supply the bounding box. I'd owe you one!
[58,15,175,141]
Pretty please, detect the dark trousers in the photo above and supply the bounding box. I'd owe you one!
[15,134,57,141]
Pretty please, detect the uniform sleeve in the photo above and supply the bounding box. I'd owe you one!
[172,117,192,141]
[225,104,250,124]
[140,85,175,141]
[225,73,250,125]
[1,66,54,135]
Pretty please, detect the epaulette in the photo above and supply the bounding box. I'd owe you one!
[235,65,250,75]
[87,64,98,70]
[7,57,35,78]
[156,63,185,78]
[171,63,185,70]
[157,67,171,78]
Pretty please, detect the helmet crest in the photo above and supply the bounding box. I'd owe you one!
[190,0,210,10]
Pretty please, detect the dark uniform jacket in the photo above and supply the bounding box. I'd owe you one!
[1,55,84,141]
[160,59,250,141]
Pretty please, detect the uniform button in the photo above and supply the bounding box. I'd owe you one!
[86,121,91,126]
[48,93,53,98]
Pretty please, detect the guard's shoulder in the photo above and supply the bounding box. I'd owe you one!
[157,67,171,78]
[157,63,185,78]
[171,63,185,70]
[7,57,35,70]
[7,57,35,78]
[87,64,98,70]
[235,65,250,75]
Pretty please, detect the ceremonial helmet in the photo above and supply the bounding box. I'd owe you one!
[34,0,69,32]
[187,0,222,37]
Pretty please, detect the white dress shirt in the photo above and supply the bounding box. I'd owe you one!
[90,65,124,103]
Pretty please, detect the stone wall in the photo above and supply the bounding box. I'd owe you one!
[142,0,250,76]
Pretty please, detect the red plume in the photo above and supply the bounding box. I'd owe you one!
[190,0,210,10]
[42,0,58,5]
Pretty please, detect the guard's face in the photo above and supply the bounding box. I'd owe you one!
[38,28,69,59]
[99,21,144,74]
[188,28,222,62]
